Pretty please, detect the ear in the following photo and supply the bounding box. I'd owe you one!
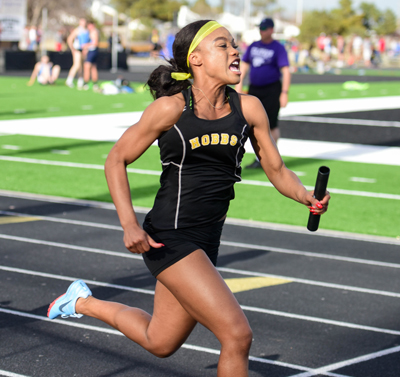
[188,51,202,67]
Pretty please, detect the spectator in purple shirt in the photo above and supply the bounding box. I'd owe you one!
[236,17,291,168]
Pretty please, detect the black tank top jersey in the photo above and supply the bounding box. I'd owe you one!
[145,86,250,230]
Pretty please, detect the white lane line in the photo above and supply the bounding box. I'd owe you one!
[2,266,400,338]
[0,266,154,295]
[275,138,400,167]
[218,266,400,298]
[0,308,313,373]
[0,156,161,176]
[0,233,142,260]
[0,210,123,230]
[288,345,400,377]
[0,370,30,377]
[241,179,400,200]
[240,304,400,336]
[279,96,400,117]
[1,189,398,246]
[1,156,399,200]
[220,240,400,270]
[281,116,400,128]
[1,212,399,270]
[1,233,400,299]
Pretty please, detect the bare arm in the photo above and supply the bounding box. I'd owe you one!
[67,28,78,52]
[235,61,250,93]
[105,95,184,254]
[241,94,330,212]
[280,65,291,108]
[27,62,40,86]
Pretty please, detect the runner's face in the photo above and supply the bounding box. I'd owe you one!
[195,27,241,85]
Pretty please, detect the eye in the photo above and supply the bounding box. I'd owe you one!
[232,43,239,49]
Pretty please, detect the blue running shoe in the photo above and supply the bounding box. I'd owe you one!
[47,280,92,319]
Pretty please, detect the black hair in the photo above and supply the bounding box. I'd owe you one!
[146,20,212,99]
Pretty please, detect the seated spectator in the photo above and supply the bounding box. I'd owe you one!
[27,55,61,86]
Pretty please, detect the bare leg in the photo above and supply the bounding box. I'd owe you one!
[91,64,98,83]
[77,278,197,358]
[50,65,61,83]
[66,50,82,84]
[76,250,252,376]
[83,61,91,83]
[157,250,252,377]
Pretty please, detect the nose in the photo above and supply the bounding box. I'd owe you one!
[231,46,239,56]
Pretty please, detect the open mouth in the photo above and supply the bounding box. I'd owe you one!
[229,60,240,72]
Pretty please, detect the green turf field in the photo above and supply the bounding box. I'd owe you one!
[0,76,153,120]
[1,76,400,121]
[1,134,399,239]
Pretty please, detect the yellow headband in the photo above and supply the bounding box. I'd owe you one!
[187,21,222,67]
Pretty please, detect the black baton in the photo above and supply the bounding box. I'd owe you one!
[307,166,330,232]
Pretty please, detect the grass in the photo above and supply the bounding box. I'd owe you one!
[1,134,399,239]
[1,76,400,121]
[0,76,153,120]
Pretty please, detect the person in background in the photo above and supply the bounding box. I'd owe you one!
[82,21,99,91]
[27,55,61,86]
[55,30,63,52]
[150,28,162,59]
[28,26,37,51]
[65,18,89,89]
[235,17,291,168]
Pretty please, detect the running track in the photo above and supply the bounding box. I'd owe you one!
[0,191,399,377]
[1,71,400,376]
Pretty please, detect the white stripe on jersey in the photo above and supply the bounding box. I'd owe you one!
[173,125,186,229]
[235,124,249,181]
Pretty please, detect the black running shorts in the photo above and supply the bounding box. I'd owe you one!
[142,219,225,277]
[248,80,282,129]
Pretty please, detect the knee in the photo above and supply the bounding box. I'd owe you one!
[146,339,181,359]
[223,323,253,352]
[151,344,179,359]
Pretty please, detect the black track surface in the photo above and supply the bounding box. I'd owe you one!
[280,109,400,146]
[1,193,400,377]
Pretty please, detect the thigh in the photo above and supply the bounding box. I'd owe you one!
[72,50,82,64]
[148,279,197,352]
[157,249,249,342]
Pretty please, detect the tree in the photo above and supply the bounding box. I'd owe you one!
[191,0,212,16]
[360,2,397,35]
[298,10,335,44]
[27,0,88,27]
[376,9,397,35]
[299,0,365,43]
[330,0,364,36]
[112,0,183,22]
[251,0,278,16]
